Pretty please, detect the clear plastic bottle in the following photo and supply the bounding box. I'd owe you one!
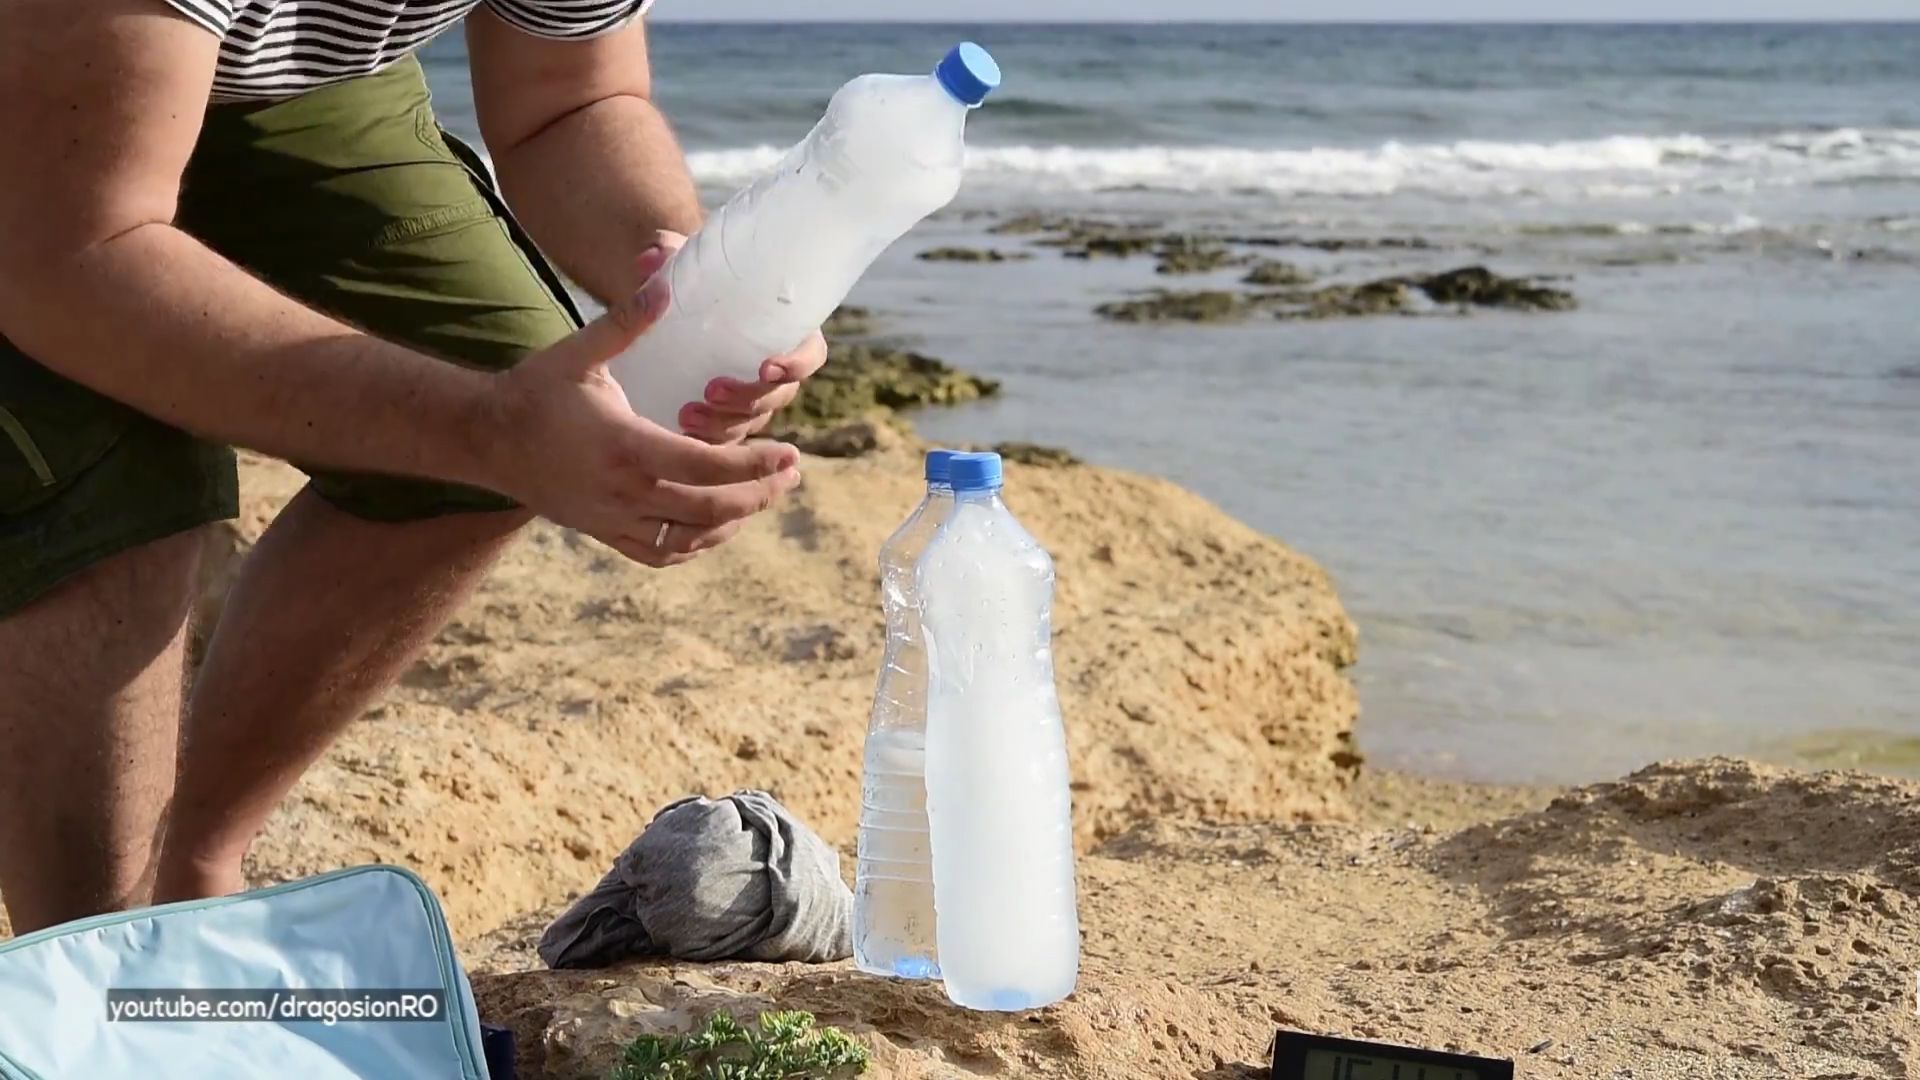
[918,453,1080,1011]
[853,449,957,979]
[609,44,1001,430]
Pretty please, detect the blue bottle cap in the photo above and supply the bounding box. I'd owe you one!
[946,451,1003,493]
[934,42,1001,107]
[925,448,958,484]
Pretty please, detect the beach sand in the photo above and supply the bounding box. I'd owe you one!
[4,446,1915,1078]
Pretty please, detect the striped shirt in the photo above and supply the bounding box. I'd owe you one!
[165,0,654,101]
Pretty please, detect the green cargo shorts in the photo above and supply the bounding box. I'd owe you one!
[0,56,583,615]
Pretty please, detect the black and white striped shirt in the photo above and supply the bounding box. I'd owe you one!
[165,0,654,101]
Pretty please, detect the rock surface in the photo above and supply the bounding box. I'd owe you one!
[779,309,1001,429]
[207,445,1359,942]
[473,758,1920,1080]
[1241,259,1316,287]
[916,246,1032,263]
[1094,268,1576,323]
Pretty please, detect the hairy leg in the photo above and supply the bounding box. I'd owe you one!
[154,488,528,901]
[0,531,201,933]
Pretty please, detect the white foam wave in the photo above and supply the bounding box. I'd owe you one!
[685,128,1920,202]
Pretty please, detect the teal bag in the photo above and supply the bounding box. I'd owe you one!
[0,865,488,1078]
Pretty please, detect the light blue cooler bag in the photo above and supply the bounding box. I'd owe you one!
[0,865,489,1079]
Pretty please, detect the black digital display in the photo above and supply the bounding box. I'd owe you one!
[1273,1031,1514,1080]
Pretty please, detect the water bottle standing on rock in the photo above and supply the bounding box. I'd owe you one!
[853,449,958,979]
[918,453,1081,1011]
[609,44,1002,429]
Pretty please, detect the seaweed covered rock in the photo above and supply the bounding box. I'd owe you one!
[1154,244,1244,275]
[1241,259,1315,287]
[1094,289,1250,324]
[782,344,1000,428]
[1267,279,1413,321]
[1063,233,1162,259]
[773,418,911,459]
[821,305,874,338]
[773,305,1001,430]
[1415,266,1576,311]
[992,441,1082,467]
[915,246,1031,263]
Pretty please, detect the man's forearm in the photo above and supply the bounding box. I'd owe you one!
[492,94,703,306]
[1,224,498,487]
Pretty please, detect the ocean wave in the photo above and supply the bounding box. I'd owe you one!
[684,128,1920,201]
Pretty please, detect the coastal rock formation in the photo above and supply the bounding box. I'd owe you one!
[1268,279,1412,320]
[991,441,1082,467]
[1094,289,1250,323]
[780,343,1000,427]
[1241,258,1316,287]
[1415,265,1576,311]
[779,308,1001,428]
[916,246,1032,263]
[1094,269,1576,323]
[198,444,1360,942]
[470,758,1920,1080]
[1154,244,1245,275]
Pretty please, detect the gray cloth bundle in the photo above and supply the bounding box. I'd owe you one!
[537,790,852,969]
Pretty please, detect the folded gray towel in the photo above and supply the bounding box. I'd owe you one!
[537,790,852,969]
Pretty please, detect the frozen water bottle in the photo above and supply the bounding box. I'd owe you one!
[918,453,1080,1010]
[610,44,1001,429]
[853,449,958,980]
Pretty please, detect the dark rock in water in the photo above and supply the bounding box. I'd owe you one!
[989,213,1081,236]
[1223,234,1435,253]
[822,305,874,339]
[776,418,910,459]
[1154,244,1244,275]
[781,343,1000,428]
[1095,290,1250,324]
[1414,266,1576,311]
[1064,233,1162,259]
[1095,266,1574,325]
[916,246,1032,263]
[993,442,1082,467]
[1265,279,1412,321]
[1241,259,1315,287]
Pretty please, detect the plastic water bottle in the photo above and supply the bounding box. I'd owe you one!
[918,453,1080,1010]
[853,449,957,980]
[609,44,1002,429]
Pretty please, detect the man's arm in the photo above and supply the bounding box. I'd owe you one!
[467,11,828,443]
[0,3,510,485]
[468,11,701,306]
[0,0,798,566]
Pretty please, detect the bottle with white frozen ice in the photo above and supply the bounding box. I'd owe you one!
[609,44,1001,430]
[917,452,1080,1011]
[853,449,958,980]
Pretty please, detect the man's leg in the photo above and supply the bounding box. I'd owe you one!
[0,531,202,934]
[154,490,531,900]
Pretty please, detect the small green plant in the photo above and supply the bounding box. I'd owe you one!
[606,1010,869,1080]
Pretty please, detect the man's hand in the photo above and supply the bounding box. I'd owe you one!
[486,247,801,567]
[631,231,829,444]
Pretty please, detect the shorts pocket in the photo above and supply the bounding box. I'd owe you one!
[0,357,127,516]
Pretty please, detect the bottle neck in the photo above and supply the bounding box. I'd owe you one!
[951,486,1003,504]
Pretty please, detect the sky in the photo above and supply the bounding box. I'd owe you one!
[651,0,1920,20]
